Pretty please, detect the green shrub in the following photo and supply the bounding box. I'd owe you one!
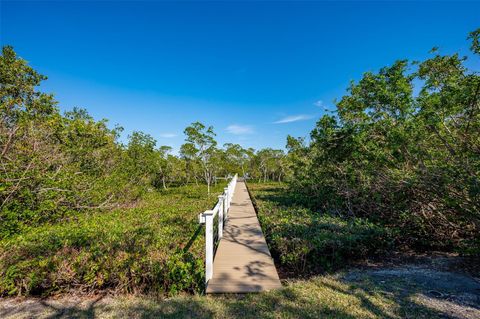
[163,250,205,295]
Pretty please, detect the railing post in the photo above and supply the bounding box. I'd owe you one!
[223,191,228,222]
[224,187,229,211]
[218,195,224,239]
[228,179,233,208]
[204,210,214,283]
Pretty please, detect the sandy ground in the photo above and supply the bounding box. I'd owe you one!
[343,265,480,319]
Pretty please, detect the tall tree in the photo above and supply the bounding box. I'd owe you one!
[223,143,252,176]
[182,122,217,195]
[155,145,173,189]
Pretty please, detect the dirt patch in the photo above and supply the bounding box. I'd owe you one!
[343,255,480,319]
[355,251,480,275]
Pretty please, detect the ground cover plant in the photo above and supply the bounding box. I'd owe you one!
[0,184,226,296]
[248,182,392,274]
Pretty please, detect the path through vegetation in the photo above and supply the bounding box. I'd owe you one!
[206,180,281,293]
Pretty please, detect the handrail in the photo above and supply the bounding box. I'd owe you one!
[198,173,238,284]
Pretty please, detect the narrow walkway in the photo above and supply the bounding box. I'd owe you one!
[206,180,282,293]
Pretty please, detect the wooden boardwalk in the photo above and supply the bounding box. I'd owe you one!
[206,180,282,293]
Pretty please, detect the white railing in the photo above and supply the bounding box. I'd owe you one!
[198,173,238,283]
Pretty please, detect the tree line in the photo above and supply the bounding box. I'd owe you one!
[0,46,286,238]
[285,29,480,253]
[2,28,479,255]
[128,122,288,195]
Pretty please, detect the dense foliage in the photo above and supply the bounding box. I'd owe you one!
[286,30,480,253]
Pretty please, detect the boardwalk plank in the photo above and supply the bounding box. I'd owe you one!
[206,181,282,294]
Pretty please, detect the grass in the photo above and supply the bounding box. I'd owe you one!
[247,182,392,275]
[1,272,461,319]
[0,184,226,296]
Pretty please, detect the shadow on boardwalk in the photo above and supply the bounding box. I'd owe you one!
[206,181,281,293]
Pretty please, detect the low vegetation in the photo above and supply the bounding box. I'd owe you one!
[0,184,226,296]
[249,183,391,274]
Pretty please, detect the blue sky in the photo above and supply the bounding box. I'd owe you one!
[1,1,479,152]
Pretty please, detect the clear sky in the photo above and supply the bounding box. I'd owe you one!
[1,1,479,152]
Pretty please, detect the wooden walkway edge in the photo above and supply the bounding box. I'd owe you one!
[206,180,282,293]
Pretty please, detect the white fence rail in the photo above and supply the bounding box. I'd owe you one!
[198,173,238,283]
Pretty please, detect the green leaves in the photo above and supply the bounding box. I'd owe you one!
[468,28,480,55]
[183,121,217,152]
[287,30,480,253]
[181,121,219,194]
[337,60,414,125]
